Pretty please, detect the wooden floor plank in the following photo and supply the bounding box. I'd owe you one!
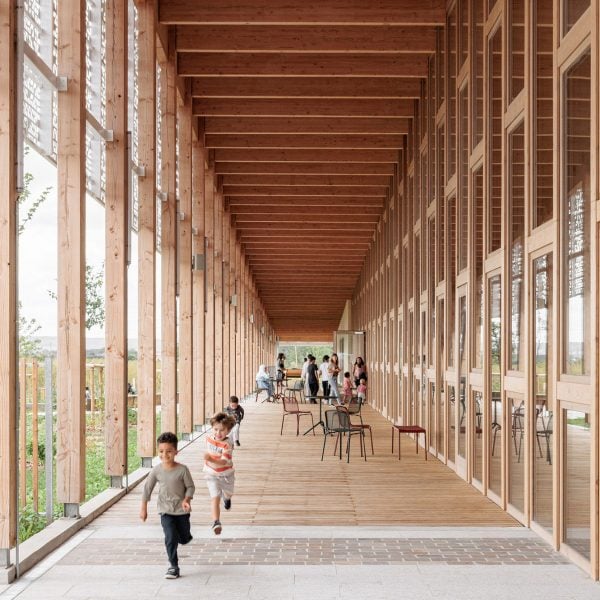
[95,400,518,529]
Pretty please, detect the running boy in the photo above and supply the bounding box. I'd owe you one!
[342,371,353,402]
[357,377,367,402]
[204,412,237,535]
[225,395,245,446]
[140,432,195,580]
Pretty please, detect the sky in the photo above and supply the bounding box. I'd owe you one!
[18,146,162,344]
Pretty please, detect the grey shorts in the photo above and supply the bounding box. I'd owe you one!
[205,473,235,499]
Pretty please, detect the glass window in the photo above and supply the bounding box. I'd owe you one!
[457,296,467,459]
[473,166,484,369]
[436,27,445,112]
[473,390,484,483]
[429,382,436,452]
[437,125,446,284]
[447,196,457,367]
[458,85,469,273]
[429,218,436,363]
[447,6,457,180]
[509,122,525,371]
[489,275,502,496]
[459,0,469,67]
[534,0,554,227]
[562,50,591,376]
[564,409,591,560]
[472,0,484,146]
[509,0,525,100]
[487,26,502,253]
[414,232,421,298]
[447,384,456,463]
[563,0,590,34]
[533,253,553,533]
[508,396,525,513]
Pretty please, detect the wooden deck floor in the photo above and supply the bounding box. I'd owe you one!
[97,401,518,528]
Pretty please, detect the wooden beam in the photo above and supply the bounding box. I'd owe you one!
[214,148,400,162]
[177,90,193,435]
[238,223,377,232]
[205,117,410,135]
[104,0,128,478]
[224,174,391,186]
[235,213,381,223]
[205,134,404,149]
[0,0,17,549]
[191,132,206,428]
[176,25,437,53]
[194,98,416,118]
[224,185,387,196]
[159,30,178,435]
[228,196,385,206]
[215,162,395,175]
[191,76,422,98]
[56,0,86,507]
[136,0,157,460]
[160,0,446,26]
[179,52,429,77]
[231,203,385,214]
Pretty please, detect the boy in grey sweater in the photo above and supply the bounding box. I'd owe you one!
[140,432,195,579]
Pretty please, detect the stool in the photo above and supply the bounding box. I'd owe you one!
[391,425,427,460]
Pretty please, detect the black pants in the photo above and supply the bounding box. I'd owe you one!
[308,380,319,401]
[160,513,192,568]
[322,381,330,398]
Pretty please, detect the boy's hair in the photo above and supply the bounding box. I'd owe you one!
[344,371,350,378]
[210,412,236,432]
[322,355,330,362]
[229,395,239,404]
[360,377,367,384]
[157,431,178,448]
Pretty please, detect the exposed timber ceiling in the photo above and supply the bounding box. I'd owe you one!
[159,0,444,341]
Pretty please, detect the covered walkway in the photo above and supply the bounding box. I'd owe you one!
[5,401,600,599]
[2,0,600,594]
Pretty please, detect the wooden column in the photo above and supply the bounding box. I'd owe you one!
[229,224,237,399]
[204,159,215,417]
[56,0,86,511]
[104,0,128,481]
[0,0,17,553]
[239,246,246,395]
[136,0,157,461]
[235,243,243,396]
[159,31,177,434]
[191,124,206,427]
[177,85,193,435]
[222,206,230,403]
[214,184,224,410]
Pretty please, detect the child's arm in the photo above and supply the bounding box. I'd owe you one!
[181,466,195,512]
[140,469,157,521]
[239,406,245,422]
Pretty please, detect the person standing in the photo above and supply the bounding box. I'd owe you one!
[328,353,341,403]
[353,356,367,387]
[319,355,331,401]
[306,354,319,401]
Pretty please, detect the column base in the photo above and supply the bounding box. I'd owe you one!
[63,503,80,519]
[141,457,153,468]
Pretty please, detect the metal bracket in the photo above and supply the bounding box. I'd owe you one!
[56,76,68,92]
[158,191,168,202]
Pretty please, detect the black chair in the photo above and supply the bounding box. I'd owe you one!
[536,411,553,464]
[321,409,366,463]
[342,401,374,455]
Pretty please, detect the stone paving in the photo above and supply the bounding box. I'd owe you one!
[60,535,569,566]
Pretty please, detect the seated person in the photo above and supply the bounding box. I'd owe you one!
[256,364,274,400]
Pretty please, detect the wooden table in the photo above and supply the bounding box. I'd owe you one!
[391,425,427,460]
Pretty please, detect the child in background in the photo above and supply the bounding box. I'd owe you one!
[204,412,237,535]
[342,371,353,403]
[225,395,245,447]
[140,432,195,580]
[357,377,367,402]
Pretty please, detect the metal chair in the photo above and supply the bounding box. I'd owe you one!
[340,402,374,455]
[281,396,314,436]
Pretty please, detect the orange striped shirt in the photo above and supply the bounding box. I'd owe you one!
[203,435,234,476]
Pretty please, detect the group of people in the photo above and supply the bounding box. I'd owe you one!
[302,354,368,404]
[140,395,245,580]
